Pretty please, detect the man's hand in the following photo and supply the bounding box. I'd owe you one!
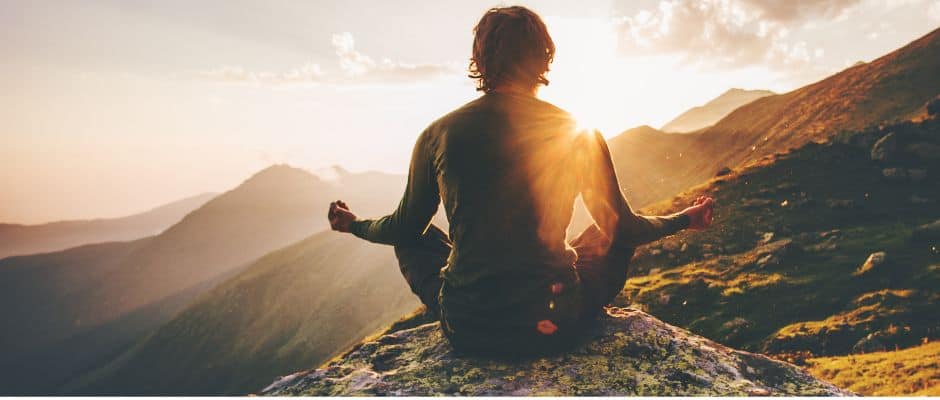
[328,200,357,233]
[681,196,715,230]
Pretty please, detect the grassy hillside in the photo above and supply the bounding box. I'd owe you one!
[660,88,774,133]
[0,164,406,394]
[806,341,940,395]
[606,27,940,209]
[68,231,420,395]
[611,117,940,393]
[0,192,214,259]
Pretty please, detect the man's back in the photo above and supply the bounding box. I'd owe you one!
[431,92,583,288]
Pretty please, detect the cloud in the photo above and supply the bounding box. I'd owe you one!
[618,0,861,70]
[328,32,461,84]
[202,63,326,84]
[930,0,940,22]
[202,32,460,85]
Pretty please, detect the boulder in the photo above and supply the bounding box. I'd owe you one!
[928,95,940,117]
[262,308,851,396]
[882,168,907,181]
[662,239,681,252]
[715,166,733,177]
[760,232,775,244]
[870,133,897,162]
[912,219,940,242]
[854,251,886,276]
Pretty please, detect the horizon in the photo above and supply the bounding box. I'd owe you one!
[3,0,939,224]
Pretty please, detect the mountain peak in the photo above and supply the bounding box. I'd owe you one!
[661,89,774,133]
[263,308,850,396]
[232,164,321,192]
[248,164,315,181]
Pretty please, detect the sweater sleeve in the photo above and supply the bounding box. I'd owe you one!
[578,130,689,248]
[348,129,440,245]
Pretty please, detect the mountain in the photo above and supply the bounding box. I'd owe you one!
[262,307,850,396]
[0,192,215,259]
[606,27,940,210]
[66,231,421,395]
[0,164,407,394]
[613,116,940,394]
[660,88,775,133]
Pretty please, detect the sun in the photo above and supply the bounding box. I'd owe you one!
[537,16,636,137]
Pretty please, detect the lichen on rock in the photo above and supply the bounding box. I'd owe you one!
[261,308,852,396]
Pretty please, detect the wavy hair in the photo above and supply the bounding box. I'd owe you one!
[468,6,555,92]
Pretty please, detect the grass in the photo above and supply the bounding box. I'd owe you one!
[806,341,940,395]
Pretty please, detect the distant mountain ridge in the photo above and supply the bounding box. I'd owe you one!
[68,231,420,395]
[607,27,940,209]
[661,88,775,133]
[0,164,407,394]
[0,192,215,259]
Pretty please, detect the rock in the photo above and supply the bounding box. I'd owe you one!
[870,132,897,162]
[826,199,856,210]
[882,168,907,181]
[262,308,852,396]
[905,142,940,161]
[852,333,886,354]
[760,232,775,244]
[680,243,689,252]
[662,240,681,252]
[912,219,940,242]
[854,251,886,276]
[716,166,733,177]
[928,95,940,117]
[756,254,779,268]
[907,169,927,182]
[650,249,663,256]
[819,229,841,238]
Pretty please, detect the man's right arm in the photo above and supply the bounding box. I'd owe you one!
[578,130,690,248]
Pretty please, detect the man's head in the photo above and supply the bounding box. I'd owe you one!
[469,6,555,93]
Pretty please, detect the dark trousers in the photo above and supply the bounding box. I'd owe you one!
[393,223,633,323]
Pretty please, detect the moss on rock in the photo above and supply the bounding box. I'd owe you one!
[261,307,851,396]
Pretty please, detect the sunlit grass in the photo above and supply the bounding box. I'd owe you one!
[806,341,940,395]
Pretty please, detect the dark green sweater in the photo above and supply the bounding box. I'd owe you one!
[350,92,687,289]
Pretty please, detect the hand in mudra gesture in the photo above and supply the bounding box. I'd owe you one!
[681,196,715,230]
[328,200,357,233]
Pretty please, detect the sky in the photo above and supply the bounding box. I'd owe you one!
[2,0,939,224]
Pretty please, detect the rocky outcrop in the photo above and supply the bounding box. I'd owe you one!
[870,132,897,162]
[912,219,940,242]
[262,308,851,396]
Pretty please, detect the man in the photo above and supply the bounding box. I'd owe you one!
[328,6,714,356]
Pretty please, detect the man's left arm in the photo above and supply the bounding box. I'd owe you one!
[346,130,440,246]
